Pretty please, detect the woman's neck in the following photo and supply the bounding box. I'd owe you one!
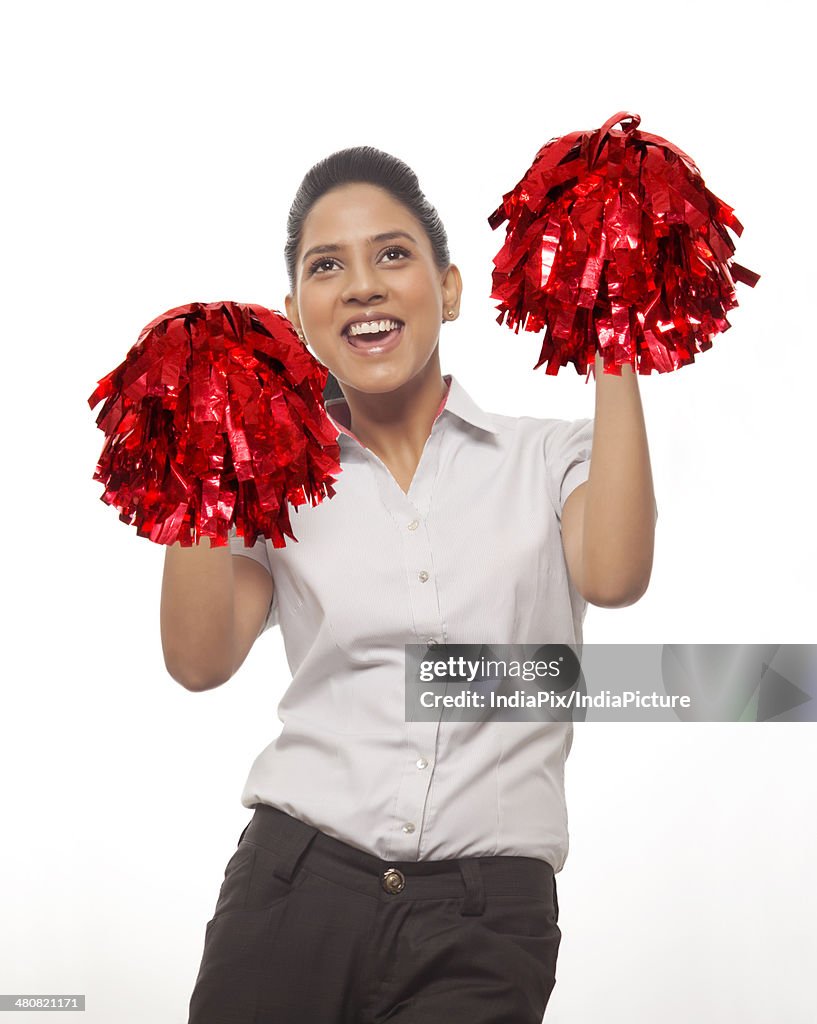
[340,368,450,466]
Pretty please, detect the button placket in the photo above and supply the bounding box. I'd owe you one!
[395,493,442,645]
[367,420,446,861]
[387,720,440,859]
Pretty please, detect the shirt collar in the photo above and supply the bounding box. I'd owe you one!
[324,373,500,443]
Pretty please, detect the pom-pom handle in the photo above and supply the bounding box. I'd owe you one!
[588,111,641,169]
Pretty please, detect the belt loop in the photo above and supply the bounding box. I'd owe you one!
[270,816,319,883]
[245,806,320,883]
[236,820,252,847]
[457,859,486,916]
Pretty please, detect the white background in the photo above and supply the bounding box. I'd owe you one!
[2,1,815,1021]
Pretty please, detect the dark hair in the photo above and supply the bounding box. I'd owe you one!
[284,146,451,404]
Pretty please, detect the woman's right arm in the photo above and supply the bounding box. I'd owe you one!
[160,541,274,692]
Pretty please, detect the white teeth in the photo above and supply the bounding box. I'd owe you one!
[347,319,401,337]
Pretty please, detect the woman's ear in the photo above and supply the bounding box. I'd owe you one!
[285,294,302,337]
[441,264,463,319]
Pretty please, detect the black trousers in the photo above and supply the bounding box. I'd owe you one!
[188,803,561,1023]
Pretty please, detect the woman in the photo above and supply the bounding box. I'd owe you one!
[161,146,657,1022]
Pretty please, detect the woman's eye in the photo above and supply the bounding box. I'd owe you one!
[381,246,409,263]
[308,257,339,275]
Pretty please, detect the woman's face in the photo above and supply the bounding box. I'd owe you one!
[285,182,461,397]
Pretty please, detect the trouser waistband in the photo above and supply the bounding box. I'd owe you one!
[239,803,555,917]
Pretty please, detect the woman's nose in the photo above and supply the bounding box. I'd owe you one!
[341,259,386,303]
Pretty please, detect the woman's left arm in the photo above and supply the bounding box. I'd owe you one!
[561,352,658,608]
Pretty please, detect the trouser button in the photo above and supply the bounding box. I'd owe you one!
[381,867,406,894]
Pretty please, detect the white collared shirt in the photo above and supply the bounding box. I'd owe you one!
[229,373,593,872]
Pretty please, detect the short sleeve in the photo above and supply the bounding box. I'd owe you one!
[228,525,279,634]
[544,418,594,521]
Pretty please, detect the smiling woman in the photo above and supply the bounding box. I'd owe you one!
[280,180,462,484]
[283,148,456,407]
[182,146,612,1024]
[282,170,462,473]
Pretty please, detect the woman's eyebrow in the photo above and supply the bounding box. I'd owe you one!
[301,231,418,265]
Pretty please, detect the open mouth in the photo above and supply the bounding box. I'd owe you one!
[343,318,405,354]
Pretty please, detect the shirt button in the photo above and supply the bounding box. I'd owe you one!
[416,758,428,769]
[402,822,415,834]
[408,520,419,530]
[418,571,429,583]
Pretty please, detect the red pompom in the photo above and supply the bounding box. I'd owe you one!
[88,300,341,547]
[488,111,760,376]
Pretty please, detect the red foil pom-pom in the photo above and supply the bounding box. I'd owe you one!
[88,300,341,548]
[488,111,760,376]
